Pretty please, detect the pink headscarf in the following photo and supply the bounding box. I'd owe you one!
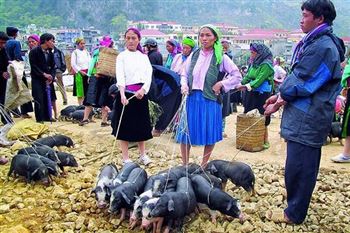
[99,35,113,48]
[28,34,40,43]
[125,28,143,53]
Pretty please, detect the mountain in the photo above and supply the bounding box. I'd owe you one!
[0,0,349,36]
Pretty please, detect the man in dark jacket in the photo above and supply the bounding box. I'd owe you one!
[143,38,163,65]
[5,26,33,118]
[0,31,11,125]
[29,33,57,122]
[264,0,345,224]
[0,32,10,165]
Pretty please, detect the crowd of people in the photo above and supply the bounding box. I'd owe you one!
[0,0,349,225]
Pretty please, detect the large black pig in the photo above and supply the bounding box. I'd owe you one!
[8,154,50,185]
[206,159,255,193]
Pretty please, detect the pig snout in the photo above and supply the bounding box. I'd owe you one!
[97,201,107,209]
[239,212,245,223]
[130,212,137,222]
[41,178,50,186]
[141,218,152,229]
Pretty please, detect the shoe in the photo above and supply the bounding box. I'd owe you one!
[139,155,152,166]
[79,119,89,126]
[101,122,110,127]
[123,159,133,165]
[152,130,162,137]
[263,142,270,149]
[21,114,32,119]
[331,154,350,163]
[266,209,293,224]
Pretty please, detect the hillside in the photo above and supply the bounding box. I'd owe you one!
[0,0,349,36]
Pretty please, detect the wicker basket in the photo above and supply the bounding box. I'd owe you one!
[236,114,265,152]
[96,47,118,77]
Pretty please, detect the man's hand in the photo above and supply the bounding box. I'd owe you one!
[2,72,9,79]
[43,73,53,84]
[212,81,223,95]
[264,103,280,116]
[263,95,278,109]
[135,88,145,99]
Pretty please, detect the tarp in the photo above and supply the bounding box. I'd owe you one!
[7,119,49,140]
[149,65,182,131]
[4,61,32,110]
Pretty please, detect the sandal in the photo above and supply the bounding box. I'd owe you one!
[265,209,293,224]
[79,119,89,126]
[101,122,110,127]
[263,142,270,149]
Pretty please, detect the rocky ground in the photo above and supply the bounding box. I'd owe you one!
[0,94,350,233]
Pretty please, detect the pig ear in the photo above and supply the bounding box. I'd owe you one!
[210,164,218,173]
[121,191,131,204]
[66,157,70,164]
[167,199,175,212]
[226,200,232,211]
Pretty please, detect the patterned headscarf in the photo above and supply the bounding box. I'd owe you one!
[199,24,223,65]
[125,28,143,53]
[249,43,273,66]
[167,39,182,57]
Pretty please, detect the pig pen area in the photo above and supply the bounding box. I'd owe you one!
[0,99,350,233]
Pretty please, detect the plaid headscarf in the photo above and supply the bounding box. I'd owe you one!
[249,43,273,67]
[199,24,223,65]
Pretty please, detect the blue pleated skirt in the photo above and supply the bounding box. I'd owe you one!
[176,90,222,146]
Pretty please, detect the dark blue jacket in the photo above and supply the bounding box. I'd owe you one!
[279,28,344,148]
[5,37,23,61]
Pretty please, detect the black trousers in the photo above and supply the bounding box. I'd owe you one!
[284,140,321,224]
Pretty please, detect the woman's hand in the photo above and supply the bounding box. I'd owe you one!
[212,81,223,95]
[80,70,87,76]
[236,84,247,91]
[2,72,9,79]
[181,84,189,95]
[120,94,129,105]
[135,88,145,99]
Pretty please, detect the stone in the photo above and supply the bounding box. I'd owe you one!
[5,225,30,233]
[0,204,10,213]
[75,216,86,230]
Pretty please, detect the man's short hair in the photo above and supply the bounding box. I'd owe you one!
[0,32,9,41]
[40,33,55,45]
[6,27,18,37]
[301,0,336,26]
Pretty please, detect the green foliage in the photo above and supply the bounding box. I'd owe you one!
[0,0,349,36]
[111,14,128,34]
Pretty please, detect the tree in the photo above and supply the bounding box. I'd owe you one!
[111,14,128,35]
